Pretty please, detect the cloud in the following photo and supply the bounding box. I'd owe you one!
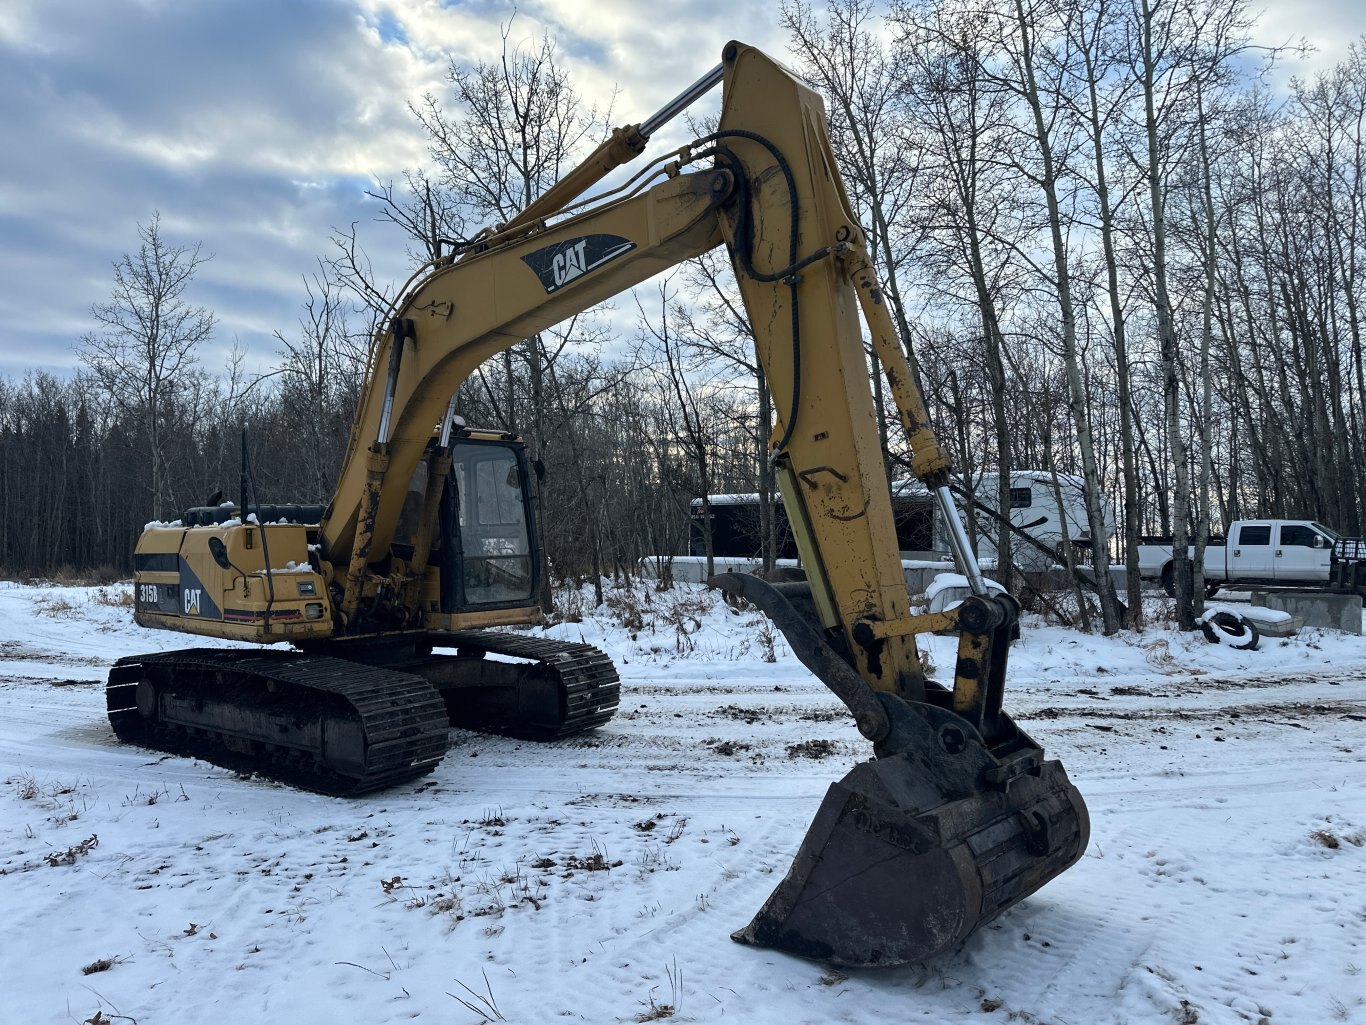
[4,0,1360,382]
[1255,0,1366,77]
[0,0,432,374]
[0,0,791,379]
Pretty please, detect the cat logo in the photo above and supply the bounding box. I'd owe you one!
[521,234,636,294]
[552,240,590,288]
[183,588,203,616]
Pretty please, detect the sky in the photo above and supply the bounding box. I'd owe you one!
[1,0,1364,382]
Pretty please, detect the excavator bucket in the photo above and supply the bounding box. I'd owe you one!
[714,572,1089,967]
[732,745,1088,966]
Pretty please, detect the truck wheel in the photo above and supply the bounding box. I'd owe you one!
[1161,565,1176,597]
[1205,582,1221,599]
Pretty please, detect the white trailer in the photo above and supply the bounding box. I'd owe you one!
[953,470,1115,571]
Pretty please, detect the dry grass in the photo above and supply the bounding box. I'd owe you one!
[33,595,80,618]
[549,582,587,624]
[44,833,99,867]
[757,620,777,662]
[564,849,622,872]
[786,738,837,760]
[1311,827,1366,850]
[1312,829,1342,850]
[81,956,126,976]
[91,586,134,608]
[636,959,682,1022]
[448,970,506,1022]
[13,773,40,800]
[605,588,647,633]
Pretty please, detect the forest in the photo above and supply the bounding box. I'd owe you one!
[3,0,1365,636]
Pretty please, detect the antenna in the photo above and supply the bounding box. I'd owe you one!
[240,426,277,627]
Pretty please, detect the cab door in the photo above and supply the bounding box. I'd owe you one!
[1274,523,1332,583]
[1229,522,1274,581]
[439,439,542,612]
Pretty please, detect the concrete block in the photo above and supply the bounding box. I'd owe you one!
[1251,590,1362,634]
[1236,606,1303,638]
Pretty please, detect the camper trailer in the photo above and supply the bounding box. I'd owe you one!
[968,470,1115,571]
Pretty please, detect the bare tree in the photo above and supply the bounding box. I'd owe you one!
[639,281,724,579]
[893,1,1027,593]
[1122,0,1259,627]
[995,0,1123,632]
[271,270,359,502]
[365,167,469,266]
[411,17,609,450]
[785,0,931,475]
[1063,0,1148,625]
[667,250,779,568]
[78,212,216,520]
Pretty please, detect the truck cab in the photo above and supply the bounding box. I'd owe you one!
[1225,521,1340,584]
[1140,518,1350,594]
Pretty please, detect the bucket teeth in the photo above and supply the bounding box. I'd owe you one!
[734,748,1089,966]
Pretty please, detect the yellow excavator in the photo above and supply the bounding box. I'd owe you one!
[108,42,1088,966]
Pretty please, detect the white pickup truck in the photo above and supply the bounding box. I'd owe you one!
[1138,519,1366,596]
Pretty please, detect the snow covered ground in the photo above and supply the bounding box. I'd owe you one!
[1,578,1363,1025]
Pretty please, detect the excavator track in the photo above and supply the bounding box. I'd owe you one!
[106,649,449,795]
[105,634,619,794]
[431,630,620,738]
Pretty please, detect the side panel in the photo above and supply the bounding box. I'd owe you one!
[1274,522,1332,582]
[133,529,183,616]
[176,558,222,620]
[133,524,333,642]
[1203,545,1230,581]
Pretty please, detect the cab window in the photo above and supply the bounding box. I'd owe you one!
[1279,524,1318,547]
[1312,521,1342,541]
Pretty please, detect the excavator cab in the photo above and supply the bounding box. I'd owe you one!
[436,437,542,613]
